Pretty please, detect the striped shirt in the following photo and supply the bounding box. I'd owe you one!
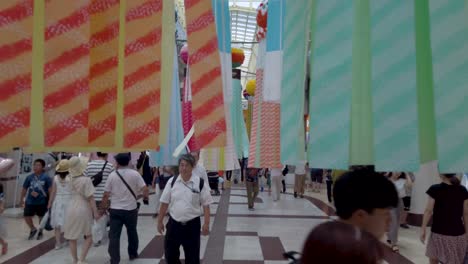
[84,160,114,201]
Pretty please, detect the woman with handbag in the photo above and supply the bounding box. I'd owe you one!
[64,157,100,264]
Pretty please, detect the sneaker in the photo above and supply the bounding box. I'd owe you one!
[37,230,43,240]
[55,244,62,250]
[28,229,38,240]
[248,207,255,211]
[129,255,139,261]
[400,224,410,229]
[93,241,101,247]
[294,192,298,198]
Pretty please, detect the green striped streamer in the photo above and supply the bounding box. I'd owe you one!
[231,77,244,159]
[280,0,311,164]
[371,0,420,171]
[308,0,353,169]
[429,0,468,172]
[350,0,374,166]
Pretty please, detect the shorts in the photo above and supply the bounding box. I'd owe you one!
[311,174,323,183]
[24,204,48,217]
[402,196,411,211]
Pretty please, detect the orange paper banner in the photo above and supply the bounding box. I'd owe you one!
[185,0,226,149]
[43,0,90,147]
[123,0,162,149]
[88,0,119,147]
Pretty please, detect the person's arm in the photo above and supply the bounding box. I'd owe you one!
[157,203,169,234]
[405,173,413,188]
[101,192,110,211]
[141,185,149,202]
[48,180,57,209]
[420,197,435,244]
[88,195,100,220]
[136,154,143,170]
[202,205,210,235]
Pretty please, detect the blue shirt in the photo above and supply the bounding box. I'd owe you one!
[23,173,52,205]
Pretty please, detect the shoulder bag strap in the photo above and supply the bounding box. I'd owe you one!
[115,170,137,201]
[100,161,108,173]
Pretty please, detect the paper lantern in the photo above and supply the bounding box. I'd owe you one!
[231,48,245,68]
[0,158,14,174]
[180,44,189,64]
[246,79,256,96]
[256,0,268,40]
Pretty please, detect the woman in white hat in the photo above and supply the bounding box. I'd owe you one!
[48,159,72,250]
[63,157,99,264]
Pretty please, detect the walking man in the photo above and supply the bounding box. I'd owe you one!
[158,154,213,264]
[294,161,307,198]
[101,153,149,264]
[21,159,52,240]
[271,168,283,201]
[246,168,260,210]
[84,152,114,246]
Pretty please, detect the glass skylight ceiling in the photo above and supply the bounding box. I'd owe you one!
[229,1,262,82]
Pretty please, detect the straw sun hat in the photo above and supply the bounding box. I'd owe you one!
[68,156,89,177]
[55,159,70,173]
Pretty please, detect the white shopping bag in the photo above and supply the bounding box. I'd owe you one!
[92,214,108,243]
[39,210,53,231]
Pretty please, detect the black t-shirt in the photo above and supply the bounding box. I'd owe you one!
[426,183,468,236]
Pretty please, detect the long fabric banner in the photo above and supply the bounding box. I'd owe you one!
[0,0,174,152]
[0,0,34,149]
[371,0,420,171]
[249,0,284,169]
[280,0,310,164]
[430,0,468,172]
[149,47,185,166]
[201,0,238,171]
[184,0,226,149]
[308,0,353,169]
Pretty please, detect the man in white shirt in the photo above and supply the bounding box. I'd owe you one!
[190,151,210,190]
[101,153,149,264]
[271,168,283,201]
[157,154,213,264]
[294,161,307,198]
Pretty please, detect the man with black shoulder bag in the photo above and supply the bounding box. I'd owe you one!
[102,153,149,264]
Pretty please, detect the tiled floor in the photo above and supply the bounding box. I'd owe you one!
[0,185,426,264]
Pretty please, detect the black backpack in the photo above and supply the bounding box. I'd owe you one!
[171,175,204,191]
[91,161,107,187]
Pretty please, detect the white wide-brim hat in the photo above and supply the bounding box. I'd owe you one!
[68,156,88,177]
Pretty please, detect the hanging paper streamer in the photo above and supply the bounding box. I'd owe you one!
[231,69,249,159]
[150,47,185,166]
[249,0,284,169]
[201,0,238,171]
[123,0,162,149]
[280,0,311,164]
[182,66,198,151]
[88,0,120,147]
[184,0,226,149]
[371,0,419,171]
[0,0,34,150]
[308,0,352,169]
[430,0,468,172]
[43,0,90,148]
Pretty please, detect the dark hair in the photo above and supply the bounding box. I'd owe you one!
[301,221,384,264]
[333,170,399,219]
[34,159,46,168]
[0,183,3,194]
[442,173,460,186]
[114,153,131,166]
[179,154,196,168]
[96,152,108,158]
[57,171,68,179]
[398,172,407,180]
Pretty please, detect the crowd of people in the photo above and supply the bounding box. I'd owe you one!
[0,153,467,264]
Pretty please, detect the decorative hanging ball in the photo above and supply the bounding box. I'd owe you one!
[180,44,189,64]
[231,48,245,68]
[246,79,256,96]
[256,0,268,41]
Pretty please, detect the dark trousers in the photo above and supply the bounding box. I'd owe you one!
[281,179,286,193]
[165,216,201,264]
[226,170,232,181]
[326,180,333,203]
[108,209,139,264]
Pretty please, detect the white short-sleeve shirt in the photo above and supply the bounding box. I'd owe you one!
[104,168,146,211]
[295,161,307,175]
[160,174,213,223]
[270,168,283,177]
